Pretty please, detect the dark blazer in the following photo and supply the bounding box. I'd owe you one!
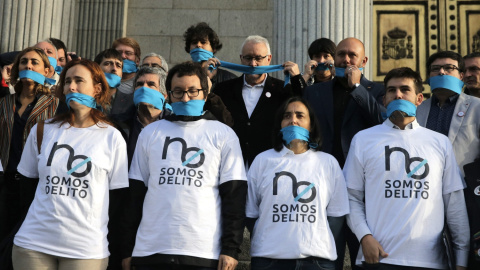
[303,76,385,160]
[463,159,480,269]
[214,75,300,166]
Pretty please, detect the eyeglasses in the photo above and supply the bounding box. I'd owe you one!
[116,50,135,57]
[241,55,268,62]
[170,88,204,99]
[430,64,459,73]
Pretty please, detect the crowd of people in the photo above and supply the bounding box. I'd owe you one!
[0,21,480,270]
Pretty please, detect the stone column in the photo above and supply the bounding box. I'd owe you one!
[0,0,126,61]
[74,0,127,60]
[0,0,76,52]
[273,0,374,78]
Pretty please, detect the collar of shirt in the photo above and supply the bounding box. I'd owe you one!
[278,145,313,157]
[431,93,459,107]
[243,74,267,88]
[383,118,420,130]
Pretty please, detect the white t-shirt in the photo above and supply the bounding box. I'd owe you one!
[246,147,349,260]
[15,122,129,259]
[344,120,465,269]
[129,119,247,259]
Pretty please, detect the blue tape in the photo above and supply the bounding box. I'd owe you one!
[386,99,417,118]
[123,59,138,73]
[294,183,315,202]
[190,48,214,62]
[427,75,464,95]
[19,70,46,85]
[65,93,100,110]
[407,159,428,178]
[171,99,205,116]
[335,67,364,78]
[182,149,204,166]
[134,86,165,110]
[67,157,91,175]
[281,125,310,145]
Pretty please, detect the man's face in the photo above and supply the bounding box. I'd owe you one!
[100,57,123,78]
[189,38,214,53]
[169,74,205,103]
[464,57,480,90]
[383,77,423,108]
[240,42,272,82]
[334,38,367,68]
[240,42,272,67]
[141,56,163,70]
[57,49,66,68]
[429,58,463,80]
[115,44,138,64]
[135,74,162,94]
[35,42,57,60]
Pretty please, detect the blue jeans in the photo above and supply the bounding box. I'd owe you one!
[251,257,335,270]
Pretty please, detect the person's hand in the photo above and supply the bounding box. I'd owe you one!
[1,64,13,84]
[361,234,388,264]
[302,60,318,81]
[345,65,362,88]
[201,58,220,79]
[283,61,300,76]
[121,257,131,270]
[67,52,81,62]
[217,254,238,270]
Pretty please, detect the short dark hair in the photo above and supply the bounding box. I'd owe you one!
[183,22,222,54]
[307,38,336,59]
[49,38,67,53]
[273,97,323,152]
[94,49,123,66]
[165,61,208,97]
[426,51,465,75]
[463,52,480,60]
[384,67,423,94]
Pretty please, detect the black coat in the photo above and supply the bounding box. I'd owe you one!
[214,75,301,166]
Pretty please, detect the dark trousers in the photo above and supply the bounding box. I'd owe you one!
[336,222,362,270]
[135,265,215,270]
[0,172,21,241]
[362,263,437,270]
[251,257,335,270]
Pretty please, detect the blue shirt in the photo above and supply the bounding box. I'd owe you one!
[425,94,459,137]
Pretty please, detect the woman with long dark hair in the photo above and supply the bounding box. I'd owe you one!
[11,59,128,270]
[246,96,349,270]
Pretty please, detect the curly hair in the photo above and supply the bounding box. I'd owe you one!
[183,22,222,53]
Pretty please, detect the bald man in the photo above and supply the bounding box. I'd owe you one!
[303,37,385,270]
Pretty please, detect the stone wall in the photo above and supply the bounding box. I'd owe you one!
[126,0,274,69]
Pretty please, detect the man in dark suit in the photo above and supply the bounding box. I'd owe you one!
[303,37,385,270]
[214,35,301,167]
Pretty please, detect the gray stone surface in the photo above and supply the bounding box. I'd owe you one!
[129,35,171,62]
[218,10,273,37]
[129,0,173,8]
[126,8,219,36]
[173,0,270,10]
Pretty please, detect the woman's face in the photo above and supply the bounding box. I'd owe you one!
[63,64,101,99]
[281,101,311,131]
[19,51,49,76]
